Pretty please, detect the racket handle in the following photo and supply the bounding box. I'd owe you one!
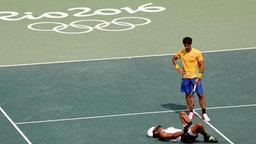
[193,85,196,92]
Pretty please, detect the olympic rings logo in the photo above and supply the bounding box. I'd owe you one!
[1,3,165,34]
[27,17,151,34]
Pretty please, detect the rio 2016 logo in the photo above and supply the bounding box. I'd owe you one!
[0,3,165,34]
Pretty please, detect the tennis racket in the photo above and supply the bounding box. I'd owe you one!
[188,85,196,111]
[191,84,196,96]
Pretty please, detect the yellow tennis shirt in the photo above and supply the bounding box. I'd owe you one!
[175,48,203,78]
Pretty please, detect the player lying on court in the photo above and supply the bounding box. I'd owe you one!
[147,111,218,143]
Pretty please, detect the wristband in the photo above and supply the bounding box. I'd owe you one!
[198,73,203,79]
[183,127,188,133]
[183,121,192,133]
[185,122,192,128]
[174,64,180,69]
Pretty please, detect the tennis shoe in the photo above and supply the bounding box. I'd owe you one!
[202,113,211,122]
[189,112,195,120]
[204,135,218,143]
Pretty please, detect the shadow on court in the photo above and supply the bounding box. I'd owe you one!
[161,103,187,112]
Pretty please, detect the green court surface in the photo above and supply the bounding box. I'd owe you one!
[0,0,256,144]
[0,0,256,65]
[0,49,256,144]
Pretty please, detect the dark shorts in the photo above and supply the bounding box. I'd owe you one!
[181,133,198,143]
[181,78,203,94]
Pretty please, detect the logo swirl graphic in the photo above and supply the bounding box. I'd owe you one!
[27,17,151,34]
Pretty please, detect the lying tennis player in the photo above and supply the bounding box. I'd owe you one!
[147,111,218,143]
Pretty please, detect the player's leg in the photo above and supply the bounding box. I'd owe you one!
[197,93,206,110]
[186,93,194,111]
[197,93,210,121]
[192,79,210,121]
[179,111,191,126]
[190,122,205,135]
[190,123,218,143]
[181,79,194,109]
[181,78,195,119]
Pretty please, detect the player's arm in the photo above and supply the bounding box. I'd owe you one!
[159,130,184,139]
[194,60,204,85]
[198,60,204,74]
[172,55,186,75]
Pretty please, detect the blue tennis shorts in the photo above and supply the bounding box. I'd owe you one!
[181,78,203,94]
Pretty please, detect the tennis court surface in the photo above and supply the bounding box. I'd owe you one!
[0,0,256,144]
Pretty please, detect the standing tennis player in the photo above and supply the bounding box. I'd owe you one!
[172,37,210,121]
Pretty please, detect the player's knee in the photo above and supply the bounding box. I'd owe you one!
[197,94,204,98]
[179,111,186,116]
[196,122,203,128]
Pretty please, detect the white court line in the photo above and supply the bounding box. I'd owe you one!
[193,110,234,144]
[0,107,32,144]
[0,46,255,68]
[15,103,256,125]
[194,104,256,143]
[15,110,177,125]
